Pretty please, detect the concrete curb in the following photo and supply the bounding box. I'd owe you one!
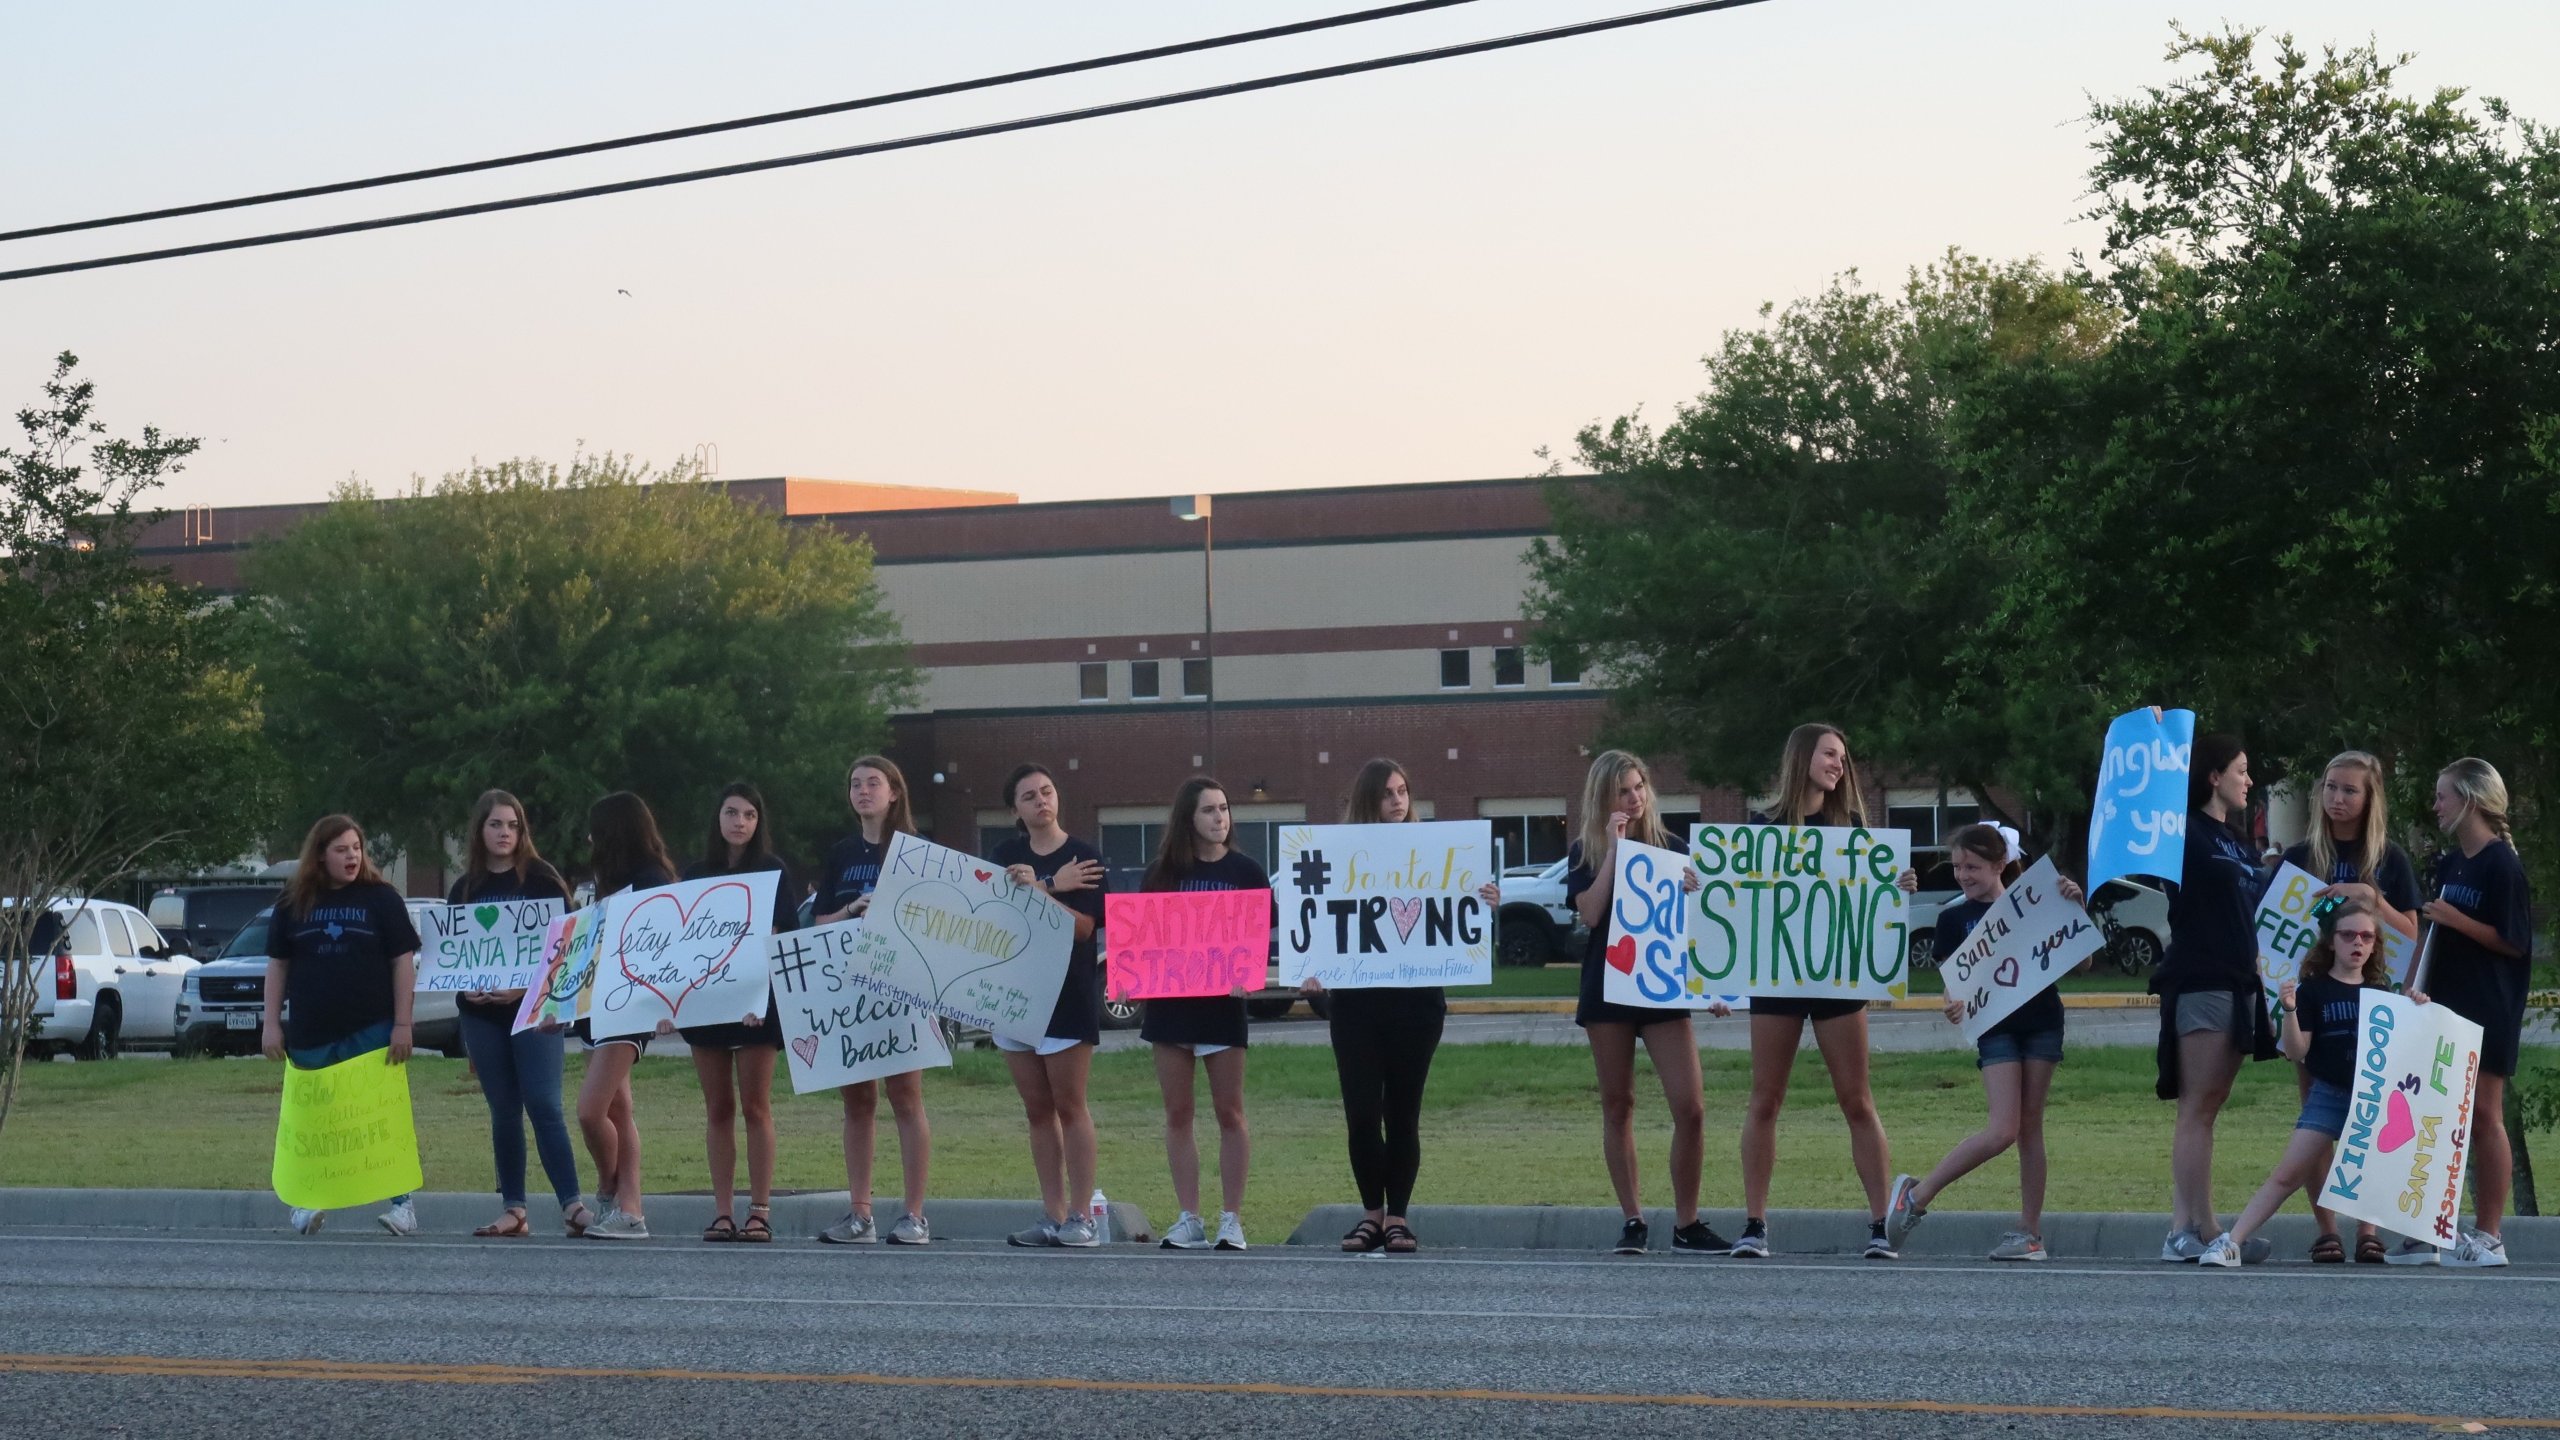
[1442,994,2162,1016]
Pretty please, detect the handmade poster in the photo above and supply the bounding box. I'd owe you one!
[270,1052,424,1211]
[1103,890,1271,1001]
[1688,823,1912,1002]
[1950,857,2105,1043]
[1598,839,1747,1011]
[511,900,613,1034]
[769,921,954,1094]
[2320,992,2484,1245]
[415,896,566,993]
[1278,821,1493,988]
[845,832,1077,1044]
[585,871,780,1041]
[2252,862,2418,1014]
[2085,707,2196,891]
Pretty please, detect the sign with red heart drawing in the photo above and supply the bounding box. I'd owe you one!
[1599,838,1747,1013]
[769,919,955,1094]
[844,833,1076,1045]
[586,872,780,1041]
[2320,992,2484,1245]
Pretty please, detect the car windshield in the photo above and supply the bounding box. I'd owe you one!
[189,889,279,936]
[219,913,273,960]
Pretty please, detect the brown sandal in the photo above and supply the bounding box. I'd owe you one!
[1340,1219,1385,1253]
[474,1209,531,1238]
[2310,1233,2346,1264]
[2356,1234,2389,1264]
[701,1214,739,1243]
[563,1201,596,1238]
[1382,1222,1419,1254]
[739,1208,773,1243]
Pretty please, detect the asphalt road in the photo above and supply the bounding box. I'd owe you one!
[0,1228,2545,1437]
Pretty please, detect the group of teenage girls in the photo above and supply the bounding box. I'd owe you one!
[257,722,2535,1266]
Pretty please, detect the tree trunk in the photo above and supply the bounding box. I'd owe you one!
[2508,1082,2539,1217]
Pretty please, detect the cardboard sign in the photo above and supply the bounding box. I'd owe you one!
[415,897,566,993]
[848,832,1077,1044]
[1688,823,1912,1001]
[586,872,780,1040]
[2253,862,2418,1013]
[1949,857,2105,1042]
[2320,993,2485,1245]
[1103,889,1271,1001]
[2086,707,2196,890]
[1278,821,1493,988]
[270,1052,424,1211]
[512,902,612,1034]
[770,921,954,1094]
[1597,839,1747,1011]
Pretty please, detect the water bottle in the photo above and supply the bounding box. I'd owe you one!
[1089,1188,1111,1244]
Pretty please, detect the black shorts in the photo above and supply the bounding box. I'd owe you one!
[1750,996,1868,1022]
[1140,995,1249,1049]
[2429,970,2527,1078]
[1574,951,1691,1029]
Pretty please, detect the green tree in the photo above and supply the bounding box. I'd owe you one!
[1526,251,2112,822]
[1,354,280,1126]
[240,455,917,876]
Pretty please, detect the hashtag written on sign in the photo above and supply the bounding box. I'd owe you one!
[1290,850,1332,895]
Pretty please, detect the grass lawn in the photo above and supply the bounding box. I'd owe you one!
[0,1042,2435,1228]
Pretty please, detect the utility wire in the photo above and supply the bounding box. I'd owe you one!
[0,0,1488,243]
[0,0,1775,284]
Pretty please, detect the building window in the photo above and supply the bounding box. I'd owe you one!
[1078,662,1108,702]
[1182,658,1211,699]
[1492,646,1525,688]
[1658,809,1702,847]
[1548,648,1583,686]
[1101,822,1162,890]
[1439,649,1471,688]
[1887,796,1983,850]
[1131,660,1160,700]
[1487,814,1570,869]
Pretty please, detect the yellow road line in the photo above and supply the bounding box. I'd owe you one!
[0,1353,2542,1427]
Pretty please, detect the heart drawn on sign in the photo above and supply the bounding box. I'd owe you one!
[474,905,502,932]
[2378,1087,2418,1153]
[611,881,756,1024]
[973,869,992,883]
[790,1034,821,1069]
[1605,935,1638,975]
[1387,897,1425,943]
[889,881,1034,1003]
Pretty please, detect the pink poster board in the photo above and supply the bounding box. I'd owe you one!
[1104,889,1271,1001]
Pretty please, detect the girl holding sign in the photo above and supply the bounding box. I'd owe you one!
[448,789,584,1238]
[571,792,681,1241]
[1140,777,1268,1252]
[1734,723,1917,1261]
[264,815,423,1236]
[2404,758,2535,1268]
[1884,824,2085,1261]
[1567,750,1724,1258]
[2154,732,2280,1265]
[1315,759,1498,1255]
[2280,750,2420,1264]
[2200,899,2397,1267]
[995,763,1111,1248]
[680,782,794,1244]
[813,755,934,1247]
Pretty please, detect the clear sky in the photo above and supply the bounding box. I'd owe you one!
[6,1,2555,510]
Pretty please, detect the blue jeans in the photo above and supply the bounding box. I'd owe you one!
[457,1003,582,1210]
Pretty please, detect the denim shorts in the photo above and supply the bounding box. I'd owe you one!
[1975,1027,2065,1068]
[2296,1078,2351,1138]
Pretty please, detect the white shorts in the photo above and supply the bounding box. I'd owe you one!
[1161,1042,1232,1058]
[992,1033,1088,1057]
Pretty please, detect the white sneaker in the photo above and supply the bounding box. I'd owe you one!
[1214,1212,1248,1252]
[289,1208,325,1235]
[2197,1234,2241,1269]
[2383,1237,2443,1267]
[1159,1211,1209,1250]
[588,1209,650,1240]
[377,1199,418,1236]
[2446,1230,2510,1268]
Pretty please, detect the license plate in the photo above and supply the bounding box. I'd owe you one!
[224,1012,258,1030]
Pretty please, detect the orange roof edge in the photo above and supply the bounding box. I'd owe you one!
[777,477,1017,514]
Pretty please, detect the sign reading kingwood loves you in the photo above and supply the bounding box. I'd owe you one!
[1689,823,1912,1001]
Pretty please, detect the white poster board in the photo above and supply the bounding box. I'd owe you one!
[849,833,1076,1045]
[585,872,780,1040]
[1278,821,1493,988]
[1598,839,1746,1011]
[769,921,954,1093]
[415,897,566,993]
[2254,862,2417,1014]
[1687,823,1912,1002]
[2320,993,2485,1245]
[1949,857,2104,1042]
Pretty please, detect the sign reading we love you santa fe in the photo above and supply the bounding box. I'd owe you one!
[415,897,566,993]
[585,872,780,1041]
[1278,821,1493,989]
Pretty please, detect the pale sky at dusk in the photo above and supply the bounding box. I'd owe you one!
[7,1,2556,511]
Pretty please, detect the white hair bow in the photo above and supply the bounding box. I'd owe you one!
[1991,823,2023,862]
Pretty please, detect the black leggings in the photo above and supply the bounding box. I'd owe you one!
[1326,990,1445,1216]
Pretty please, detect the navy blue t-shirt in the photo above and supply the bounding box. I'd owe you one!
[2296,972,2383,1089]
[1937,895,2067,1041]
[993,833,1109,1044]
[684,853,798,932]
[447,862,569,906]
[2280,838,2421,917]
[814,831,892,918]
[267,880,422,1051]
[2162,810,2262,992]
[2425,839,2534,1032]
[1138,849,1270,1048]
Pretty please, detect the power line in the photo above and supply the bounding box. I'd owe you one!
[0,0,1489,244]
[0,0,1776,285]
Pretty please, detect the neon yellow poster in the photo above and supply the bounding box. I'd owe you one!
[271,1052,424,1210]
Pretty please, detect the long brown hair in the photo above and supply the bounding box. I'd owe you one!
[588,791,679,896]
[1774,722,1865,826]
[2302,897,2387,987]
[1344,757,1413,824]
[848,754,915,839]
[2305,751,2390,887]
[283,815,384,916]
[1143,777,1227,892]
[459,788,561,898]
[1577,750,1668,860]
[700,780,781,872]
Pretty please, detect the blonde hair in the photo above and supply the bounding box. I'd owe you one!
[1774,722,1866,827]
[2306,751,2391,887]
[1578,750,1669,860]
[2439,758,2517,851]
